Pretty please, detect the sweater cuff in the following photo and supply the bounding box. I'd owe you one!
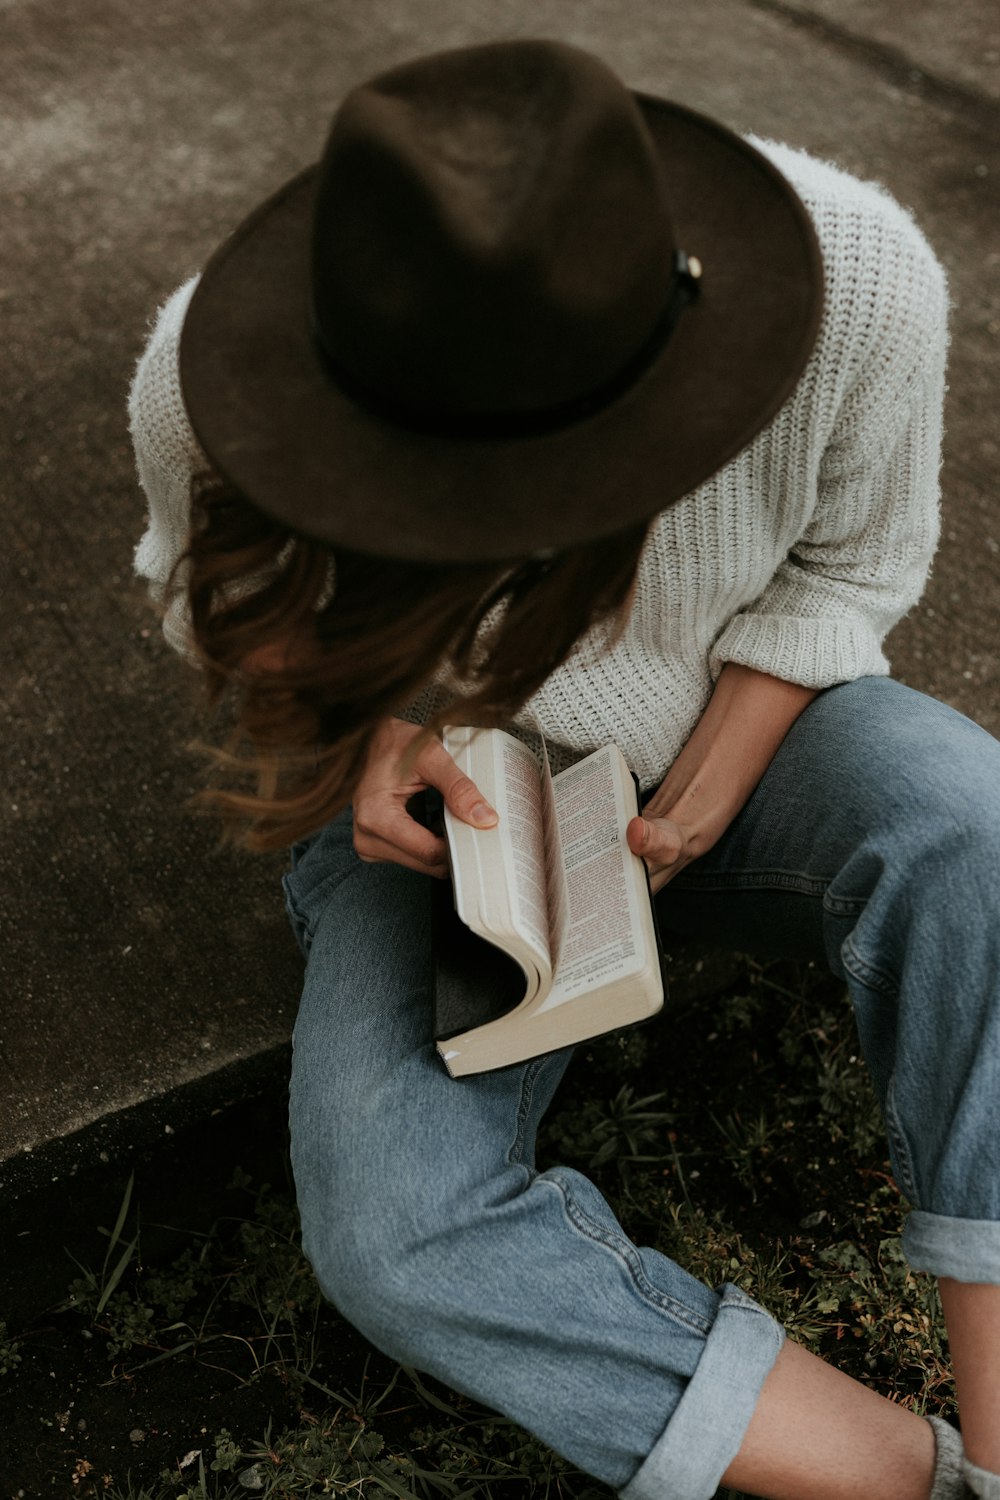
[711,613,890,688]
[162,595,199,665]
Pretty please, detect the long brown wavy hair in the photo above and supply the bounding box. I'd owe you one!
[178,473,648,850]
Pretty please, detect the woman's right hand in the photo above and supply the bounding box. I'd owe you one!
[352,717,497,877]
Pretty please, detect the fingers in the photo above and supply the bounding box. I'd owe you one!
[351,718,498,878]
[353,805,450,876]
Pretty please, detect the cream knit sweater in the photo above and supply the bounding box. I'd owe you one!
[130,139,948,790]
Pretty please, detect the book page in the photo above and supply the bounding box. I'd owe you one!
[494,735,551,962]
[537,732,567,971]
[542,745,644,1005]
[442,726,550,1001]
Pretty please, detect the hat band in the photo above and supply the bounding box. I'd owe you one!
[312,251,701,441]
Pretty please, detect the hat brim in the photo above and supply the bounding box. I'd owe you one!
[179,95,823,562]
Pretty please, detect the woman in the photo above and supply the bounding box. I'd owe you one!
[130,39,1000,1500]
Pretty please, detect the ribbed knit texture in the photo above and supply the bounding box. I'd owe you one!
[130,275,209,658]
[129,140,948,786]
[966,1457,1000,1500]
[928,1417,968,1500]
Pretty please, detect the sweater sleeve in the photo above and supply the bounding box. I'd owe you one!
[128,276,204,658]
[712,178,948,689]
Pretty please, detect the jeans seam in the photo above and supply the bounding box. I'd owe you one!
[671,868,831,898]
[508,1057,549,1168]
[839,941,921,1206]
[282,875,311,958]
[544,1177,714,1336]
[822,892,867,918]
[884,1072,920,1206]
[840,932,899,998]
[670,869,871,927]
[284,861,366,953]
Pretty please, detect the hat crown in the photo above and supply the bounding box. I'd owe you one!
[311,40,678,421]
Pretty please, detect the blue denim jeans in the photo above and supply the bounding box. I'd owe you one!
[284,678,1000,1500]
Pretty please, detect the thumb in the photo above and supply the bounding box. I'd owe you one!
[627,815,684,867]
[626,815,650,855]
[422,741,498,829]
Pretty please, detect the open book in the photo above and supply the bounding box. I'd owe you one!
[434,726,665,1077]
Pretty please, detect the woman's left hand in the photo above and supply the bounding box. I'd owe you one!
[626,814,695,894]
[623,663,821,895]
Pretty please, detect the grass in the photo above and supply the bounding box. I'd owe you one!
[2,958,955,1499]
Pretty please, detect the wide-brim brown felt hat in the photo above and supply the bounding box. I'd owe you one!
[179,39,823,562]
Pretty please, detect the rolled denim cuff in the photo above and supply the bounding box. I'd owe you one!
[621,1283,784,1500]
[903,1210,1000,1283]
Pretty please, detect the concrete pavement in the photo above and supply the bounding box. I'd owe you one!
[2,0,998,1199]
